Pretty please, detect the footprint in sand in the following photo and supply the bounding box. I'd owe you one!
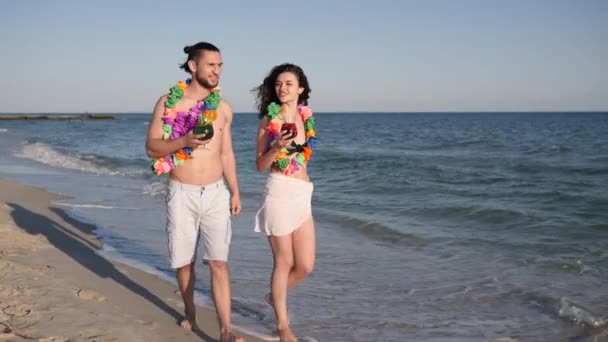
[0,250,17,257]
[75,289,107,302]
[0,285,33,298]
[136,319,158,328]
[0,326,39,341]
[2,303,32,318]
[2,303,39,329]
[0,261,16,275]
[0,332,17,341]
[39,337,69,342]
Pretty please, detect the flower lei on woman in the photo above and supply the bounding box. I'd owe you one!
[266,102,317,175]
[149,79,220,175]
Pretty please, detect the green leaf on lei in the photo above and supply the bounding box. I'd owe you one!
[165,85,184,108]
[267,103,281,119]
[170,85,184,97]
[165,95,181,108]
[162,124,173,139]
[276,158,290,170]
[206,90,221,108]
[295,153,305,165]
[304,117,315,131]
[165,98,176,108]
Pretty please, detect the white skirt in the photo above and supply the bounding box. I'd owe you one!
[254,173,314,236]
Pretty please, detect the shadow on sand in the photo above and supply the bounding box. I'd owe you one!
[7,202,215,342]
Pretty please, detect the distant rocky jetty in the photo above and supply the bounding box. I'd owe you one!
[0,114,114,120]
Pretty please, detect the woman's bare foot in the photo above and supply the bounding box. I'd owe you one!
[278,327,297,342]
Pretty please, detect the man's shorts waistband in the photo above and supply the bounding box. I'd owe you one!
[168,178,226,192]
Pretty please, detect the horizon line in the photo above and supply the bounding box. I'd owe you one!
[1,110,607,115]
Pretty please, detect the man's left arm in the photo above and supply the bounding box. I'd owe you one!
[220,100,241,215]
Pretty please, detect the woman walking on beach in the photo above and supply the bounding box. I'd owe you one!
[253,63,317,342]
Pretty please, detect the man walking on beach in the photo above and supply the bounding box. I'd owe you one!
[145,42,244,342]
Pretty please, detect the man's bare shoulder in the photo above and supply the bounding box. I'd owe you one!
[158,94,169,104]
[218,98,233,111]
[218,99,234,119]
[150,95,169,119]
[152,94,169,109]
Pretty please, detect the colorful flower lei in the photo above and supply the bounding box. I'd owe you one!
[266,102,317,175]
[149,79,220,175]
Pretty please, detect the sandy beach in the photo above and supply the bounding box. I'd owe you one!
[0,178,264,342]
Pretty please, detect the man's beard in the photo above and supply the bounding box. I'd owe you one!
[194,75,218,89]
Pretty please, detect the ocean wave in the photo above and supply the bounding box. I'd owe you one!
[510,161,608,176]
[142,181,167,197]
[16,142,122,175]
[468,207,528,224]
[559,297,607,328]
[0,128,8,133]
[316,210,427,246]
[415,204,528,225]
[523,144,574,155]
[426,138,491,151]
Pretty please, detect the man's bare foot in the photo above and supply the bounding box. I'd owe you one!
[219,331,246,342]
[179,313,197,331]
[278,327,297,342]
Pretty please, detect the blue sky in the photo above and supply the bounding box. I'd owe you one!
[1,0,606,113]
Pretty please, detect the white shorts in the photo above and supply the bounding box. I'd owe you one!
[165,179,232,268]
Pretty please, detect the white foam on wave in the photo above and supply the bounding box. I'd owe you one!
[143,181,168,197]
[0,128,8,133]
[17,142,120,175]
[53,202,139,210]
[559,297,607,328]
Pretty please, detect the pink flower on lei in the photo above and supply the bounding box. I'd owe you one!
[299,105,313,120]
[267,118,281,134]
[164,108,177,119]
[284,162,295,175]
[153,160,172,175]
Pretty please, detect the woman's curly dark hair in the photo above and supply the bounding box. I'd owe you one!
[253,63,311,119]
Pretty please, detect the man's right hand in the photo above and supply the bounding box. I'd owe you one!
[183,130,210,149]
